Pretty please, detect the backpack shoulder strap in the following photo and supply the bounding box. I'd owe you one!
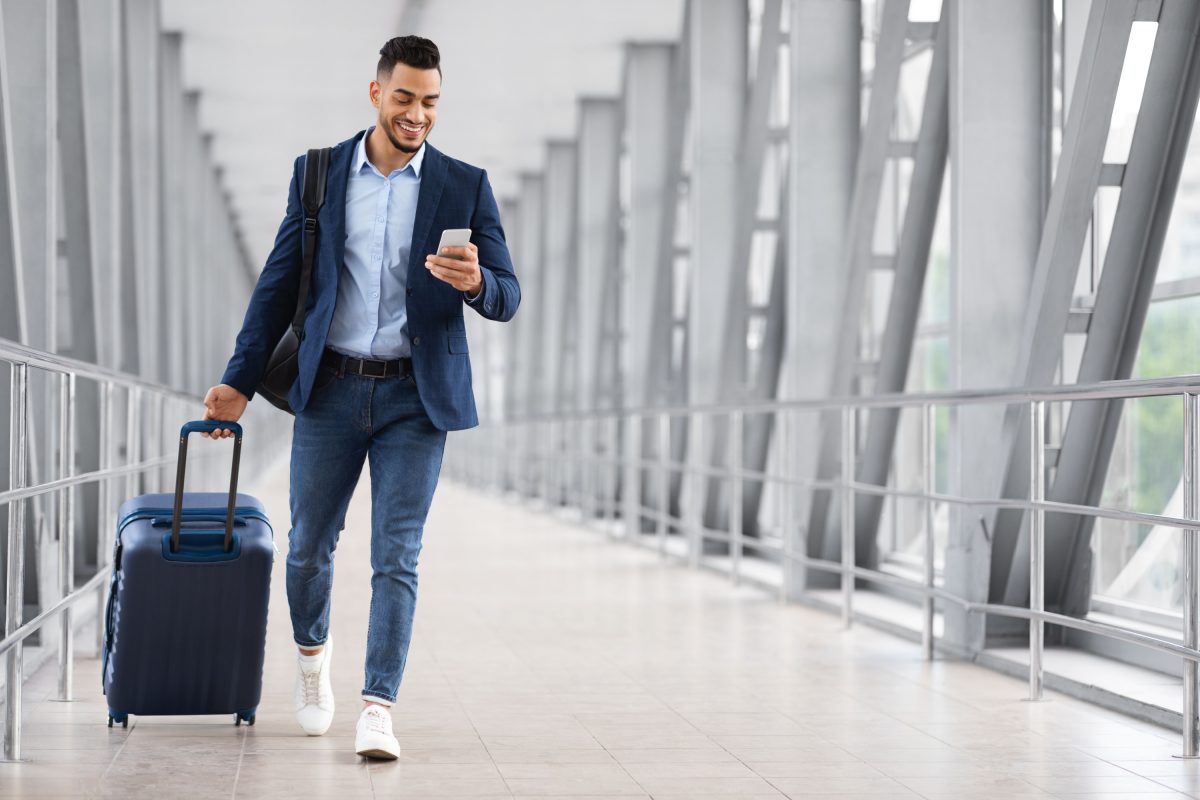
[291,147,332,334]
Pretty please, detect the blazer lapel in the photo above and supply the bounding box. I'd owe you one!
[324,130,362,278]
[407,143,448,283]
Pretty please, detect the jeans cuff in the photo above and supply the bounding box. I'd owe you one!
[294,638,327,649]
[361,691,395,706]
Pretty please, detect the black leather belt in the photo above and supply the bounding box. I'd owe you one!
[321,347,411,378]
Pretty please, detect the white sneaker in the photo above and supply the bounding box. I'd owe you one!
[294,636,335,736]
[355,705,401,760]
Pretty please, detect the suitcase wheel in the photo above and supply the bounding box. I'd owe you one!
[107,712,128,729]
[235,708,257,726]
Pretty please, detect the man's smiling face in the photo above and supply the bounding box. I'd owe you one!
[371,63,440,154]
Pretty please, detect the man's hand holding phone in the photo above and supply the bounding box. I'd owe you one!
[425,228,483,296]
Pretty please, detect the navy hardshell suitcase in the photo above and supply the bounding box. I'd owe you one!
[102,420,275,728]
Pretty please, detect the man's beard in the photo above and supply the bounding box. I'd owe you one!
[381,116,424,154]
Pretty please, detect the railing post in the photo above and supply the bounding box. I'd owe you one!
[624,413,640,539]
[841,406,855,629]
[541,420,551,506]
[607,416,618,532]
[657,412,669,556]
[779,409,791,603]
[5,363,29,761]
[96,381,114,657]
[582,418,592,522]
[1183,392,1200,756]
[922,402,936,660]
[512,423,520,497]
[731,409,744,586]
[589,417,599,523]
[125,387,138,501]
[57,373,76,701]
[688,410,704,569]
[1029,399,1046,701]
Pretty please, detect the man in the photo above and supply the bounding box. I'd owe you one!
[201,35,519,760]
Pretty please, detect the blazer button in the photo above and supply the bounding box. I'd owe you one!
[413,336,421,346]
[406,287,413,295]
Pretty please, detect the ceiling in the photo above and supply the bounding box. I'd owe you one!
[159,0,683,267]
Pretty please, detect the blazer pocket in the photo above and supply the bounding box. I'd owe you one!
[448,334,469,354]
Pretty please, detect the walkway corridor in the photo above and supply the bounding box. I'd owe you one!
[2,456,1197,799]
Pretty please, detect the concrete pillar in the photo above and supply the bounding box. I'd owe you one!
[688,1,747,409]
[945,0,1048,652]
[782,0,860,598]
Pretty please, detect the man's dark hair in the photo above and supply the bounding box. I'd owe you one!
[377,35,441,79]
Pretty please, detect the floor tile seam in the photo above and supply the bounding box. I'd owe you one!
[775,767,922,797]
[654,690,841,787]
[453,496,673,791]
[1139,770,1200,799]
[93,721,132,787]
[413,641,514,798]
[1082,741,1200,788]
[228,721,248,799]
[891,769,1061,799]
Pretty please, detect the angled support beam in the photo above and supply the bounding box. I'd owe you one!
[1043,0,1200,618]
[58,0,98,365]
[1,0,55,353]
[800,0,910,571]
[77,0,121,372]
[114,0,140,376]
[952,0,1137,650]
[701,0,783,542]
[122,0,161,381]
[832,12,950,569]
[0,0,25,344]
[57,0,102,572]
[0,1,25,586]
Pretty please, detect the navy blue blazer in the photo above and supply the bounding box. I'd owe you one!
[220,131,520,431]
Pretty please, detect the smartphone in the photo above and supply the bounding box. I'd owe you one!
[437,228,472,257]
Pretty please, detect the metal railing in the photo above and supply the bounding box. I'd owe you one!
[445,374,1200,756]
[0,338,285,761]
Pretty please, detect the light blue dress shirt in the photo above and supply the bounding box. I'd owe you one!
[326,128,484,361]
[325,128,423,359]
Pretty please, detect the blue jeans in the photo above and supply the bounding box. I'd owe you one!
[286,360,447,705]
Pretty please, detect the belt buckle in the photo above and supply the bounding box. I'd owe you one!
[360,358,386,378]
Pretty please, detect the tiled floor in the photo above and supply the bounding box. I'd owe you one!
[3,454,1200,798]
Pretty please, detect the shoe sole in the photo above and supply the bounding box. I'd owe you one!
[356,747,399,760]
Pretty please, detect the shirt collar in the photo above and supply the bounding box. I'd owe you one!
[354,126,426,177]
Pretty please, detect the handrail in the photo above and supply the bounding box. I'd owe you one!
[0,338,198,400]
[451,376,1200,757]
[504,372,1200,422]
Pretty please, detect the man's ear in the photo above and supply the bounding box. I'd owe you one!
[369,79,382,109]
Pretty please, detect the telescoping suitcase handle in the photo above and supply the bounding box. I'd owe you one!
[171,420,243,554]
